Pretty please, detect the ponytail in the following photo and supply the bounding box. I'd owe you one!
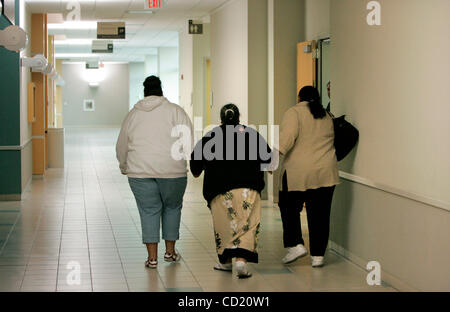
[307,98,326,119]
[298,86,326,119]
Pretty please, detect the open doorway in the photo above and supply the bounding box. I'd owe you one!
[318,38,331,111]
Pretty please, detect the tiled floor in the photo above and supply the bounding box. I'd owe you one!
[0,128,396,292]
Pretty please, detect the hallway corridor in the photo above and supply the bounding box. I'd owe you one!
[0,128,395,292]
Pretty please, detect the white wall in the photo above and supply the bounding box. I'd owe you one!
[208,0,267,198]
[210,0,248,125]
[192,23,211,126]
[159,47,179,105]
[62,63,129,127]
[331,0,450,204]
[305,0,330,40]
[248,0,268,126]
[179,26,194,120]
[268,0,306,200]
[132,49,179,109]
[129,62,145,109]
[330,0,450,291]
[304,0,331,106]
[145,55,159,77]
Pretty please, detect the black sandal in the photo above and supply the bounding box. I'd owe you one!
[145,258,158,268]
[164,252,181,262]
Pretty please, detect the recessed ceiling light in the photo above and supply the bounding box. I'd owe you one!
[127,10,154,14]
[55,53,101,58]
[47,13,64,24]
[54,35,67,40]
[54,39,93,45]
[48,21,97,30]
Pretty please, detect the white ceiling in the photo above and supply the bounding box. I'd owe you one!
[25,0,228,62]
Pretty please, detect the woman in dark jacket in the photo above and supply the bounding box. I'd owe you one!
[190,104,272,278]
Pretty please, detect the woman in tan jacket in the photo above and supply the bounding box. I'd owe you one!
[278,86,339,268]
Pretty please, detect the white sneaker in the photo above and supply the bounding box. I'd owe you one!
[282,244,308,264]
[235,260,252,278]
[311,256,324,268]
[213,263,232,272]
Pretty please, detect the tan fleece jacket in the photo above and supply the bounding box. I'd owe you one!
[279,101,340,191]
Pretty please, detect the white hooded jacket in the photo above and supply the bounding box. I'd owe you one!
[116,96,193,178]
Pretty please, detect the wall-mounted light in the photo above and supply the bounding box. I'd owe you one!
[0,25,28,52]
[84,66,106,85]
[21,54,55,75]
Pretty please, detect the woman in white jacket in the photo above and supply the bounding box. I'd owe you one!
[116,76,193,268]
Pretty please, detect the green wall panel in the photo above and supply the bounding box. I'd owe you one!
[0,15,21,147]
[0,150,21,195]
[0,10,22,196]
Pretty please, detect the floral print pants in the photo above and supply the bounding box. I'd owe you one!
[210,188,261,264]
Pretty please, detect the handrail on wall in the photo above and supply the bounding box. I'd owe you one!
[339,171,450,212]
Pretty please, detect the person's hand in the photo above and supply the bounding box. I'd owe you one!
[268,171,273,175]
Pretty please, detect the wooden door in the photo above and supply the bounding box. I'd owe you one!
[31,13,47,175]
[297,40,317,95]
[44,19,49,169]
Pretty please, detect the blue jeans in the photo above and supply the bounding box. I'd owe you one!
[128,177,187,244]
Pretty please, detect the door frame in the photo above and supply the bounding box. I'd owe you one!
[317,37,331,101]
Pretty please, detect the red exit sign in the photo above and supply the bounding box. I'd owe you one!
[148,0,161,8]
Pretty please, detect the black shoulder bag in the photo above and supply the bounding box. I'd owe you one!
[328,112,359,161]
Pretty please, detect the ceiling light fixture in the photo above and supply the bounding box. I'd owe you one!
[48,21,97,30]
[127,10,154,14]
[54,39,93,45]
[55,53,102,58]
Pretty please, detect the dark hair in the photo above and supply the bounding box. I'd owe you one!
[143,75,163,97]
[220,104,240,125]
[298,86,326,119]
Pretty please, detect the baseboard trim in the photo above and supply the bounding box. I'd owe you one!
[0,194,21,201]
[328,240,419,292]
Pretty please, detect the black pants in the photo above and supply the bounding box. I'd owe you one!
[278,172,335,256]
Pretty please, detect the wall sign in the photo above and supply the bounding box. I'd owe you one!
[97,22,125,39]
[83,99,95,112]
[92,40,113,53]
[86,60,99,69]
[147,0,161,9]
[189,20,203,35]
